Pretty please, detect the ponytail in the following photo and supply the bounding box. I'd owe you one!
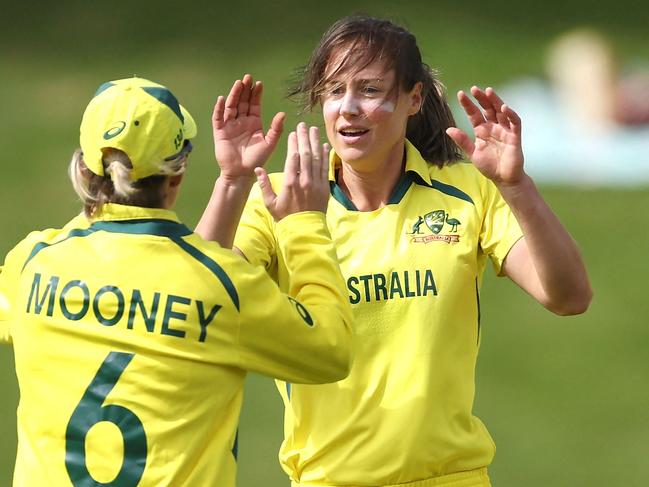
[406,67,462,166]
[68,147,188,217]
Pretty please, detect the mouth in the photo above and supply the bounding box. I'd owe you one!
[338,127,369,142]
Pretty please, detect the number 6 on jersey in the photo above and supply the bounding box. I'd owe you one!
[65,351,147,486]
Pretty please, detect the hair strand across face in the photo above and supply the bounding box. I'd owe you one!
[289,15,462,166]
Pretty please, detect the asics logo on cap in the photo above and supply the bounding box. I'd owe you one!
[103,121,127,140]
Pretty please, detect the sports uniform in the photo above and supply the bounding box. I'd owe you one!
[0,78,353,487]
[234,140,523,487]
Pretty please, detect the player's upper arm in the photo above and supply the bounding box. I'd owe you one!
[235,212,353,384]
[500,236,545,299]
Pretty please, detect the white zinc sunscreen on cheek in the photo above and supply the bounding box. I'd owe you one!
[374,99,395,113]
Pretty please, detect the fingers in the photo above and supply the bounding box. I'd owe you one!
[501,103,522,137]
[481,87,509,126]
[457,90,485,127]
[446,127,475,155]
[283,131,300,185]
[269,123,330,220]
[238,74,253,117]
[265,112,286,150]
[212,96,225,130]
[484,87,522,134]
[284,123,327,184]
[249,80,263,118]
[223,74,257,122]
[224,80,243,122]
[459,86,521,134]
[297,123,314,181]
[310,131,330,183]
[320,143,331,182]
[470,86,497,124]
[254,167,277,210]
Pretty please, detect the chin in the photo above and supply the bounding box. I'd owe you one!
[333,145,372,164]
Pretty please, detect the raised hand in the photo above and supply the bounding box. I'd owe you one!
[212,74,285,181]
[446,86,525,186]
[255,123,331,221]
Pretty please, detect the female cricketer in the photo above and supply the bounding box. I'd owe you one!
[197,15,593,487]
[0,76,353,486]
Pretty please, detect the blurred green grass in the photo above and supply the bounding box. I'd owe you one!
[2,1,649,485]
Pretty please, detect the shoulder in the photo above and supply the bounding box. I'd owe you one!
[181,231,275,308]
[11,216,86,256]
[426,161,499,208]
[2,215,86,276]
[182,231,247,263]
[181,232,266,281]
[428,160,486,184]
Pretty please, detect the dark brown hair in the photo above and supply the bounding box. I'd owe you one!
[289,15,462,166]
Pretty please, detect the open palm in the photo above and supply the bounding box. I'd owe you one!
[213,74,285,179]
[446,86,525,185]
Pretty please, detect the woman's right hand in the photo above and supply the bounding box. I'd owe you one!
[255,122,331,221]
[212,74,285,182]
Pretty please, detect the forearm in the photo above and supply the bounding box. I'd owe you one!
[238,211,353,383]
[195,175,255,248]
[274,212,353,380]
[499,175,592,314]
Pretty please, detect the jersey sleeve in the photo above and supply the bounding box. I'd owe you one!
[479,178,524,276]
[0,235,38,345]
[234,211,353,384]
[233,181,277,269]
[0,224,74,345]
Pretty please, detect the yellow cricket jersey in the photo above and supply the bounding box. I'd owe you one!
[0,203,352,487]
[234,141,523,486]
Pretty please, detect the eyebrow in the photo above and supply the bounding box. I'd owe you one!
[324,77,386,87]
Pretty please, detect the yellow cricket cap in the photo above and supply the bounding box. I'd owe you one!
[79,77,197,181]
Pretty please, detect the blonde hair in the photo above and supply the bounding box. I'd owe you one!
[69,147,189,217]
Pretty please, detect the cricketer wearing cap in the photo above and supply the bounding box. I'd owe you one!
[0,77,353,487]
[234,141,523,486]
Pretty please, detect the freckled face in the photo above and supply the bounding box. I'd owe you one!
[321,57,421,169]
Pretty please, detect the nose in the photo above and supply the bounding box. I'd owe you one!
[340,92,360,116]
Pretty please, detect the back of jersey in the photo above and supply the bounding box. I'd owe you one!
[9,213,245,486]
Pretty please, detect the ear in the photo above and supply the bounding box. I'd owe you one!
[407,81,424,116]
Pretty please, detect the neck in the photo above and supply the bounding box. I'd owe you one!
[337,140,406,211]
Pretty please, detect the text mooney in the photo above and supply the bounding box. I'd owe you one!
[26,273,221,342]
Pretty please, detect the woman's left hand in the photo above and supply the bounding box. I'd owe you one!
[446,86,525,186]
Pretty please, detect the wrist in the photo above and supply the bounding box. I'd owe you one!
[496,174,546,218]
[216,173,256,189]
[495,173,535,200]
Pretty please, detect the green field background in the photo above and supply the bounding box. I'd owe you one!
[1,1,648,485]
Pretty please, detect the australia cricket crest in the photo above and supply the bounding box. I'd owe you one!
[424,210,445,234]
[407,209,461,244]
